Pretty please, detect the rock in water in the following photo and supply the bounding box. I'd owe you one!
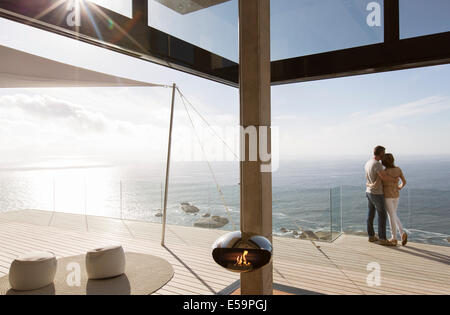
[299,230,319,241]
[202,213,211,218]
[181,203,200,214]
[280,227,288,233]
[194,216,229,228]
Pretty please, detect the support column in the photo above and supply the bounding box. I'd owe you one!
[132,0,149,51]
[239,0,273,295]
[132,0,148,22]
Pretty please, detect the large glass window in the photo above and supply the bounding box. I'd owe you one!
[148,0,239,62]
[272,64,450,246]
[0,18,240,229]
[400,0,450,39]
[271,0,384,61]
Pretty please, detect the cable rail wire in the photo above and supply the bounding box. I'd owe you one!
[176,87,240,161]
[176,88,237,231]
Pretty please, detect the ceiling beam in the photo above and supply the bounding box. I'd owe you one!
[271,31,450,85]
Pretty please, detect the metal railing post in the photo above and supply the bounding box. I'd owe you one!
[53,178,56,212]
[120,180,123,220]
[161,83,177,246]
[330,188,333,242]
[408,187,411,229]
[84,177,87,215]
[84,178,88,231]
[340,185,343,233]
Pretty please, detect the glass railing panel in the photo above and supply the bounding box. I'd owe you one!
[273,186,333,242]
[403,187,450,246]
[159,162,240,231]
[2,167,448,246]
[49,168,120,217]
[85,177,121,219]
[341,185,367,235]
[121,179,164,222]
[0,172,53,212]
[330,186,343,241]
[53,175,85,214]
[163,181,239,230]
[341,185,449,247]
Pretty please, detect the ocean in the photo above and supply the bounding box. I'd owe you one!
[0,157,449,246]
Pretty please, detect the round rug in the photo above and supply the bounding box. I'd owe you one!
[0,252,173,295]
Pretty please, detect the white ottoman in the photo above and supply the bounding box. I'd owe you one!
[9,251,57,291]
[86,245,126,280]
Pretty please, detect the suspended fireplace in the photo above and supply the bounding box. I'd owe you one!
[212,232,272,273]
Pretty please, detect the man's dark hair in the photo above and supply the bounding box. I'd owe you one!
[374,146,386,157]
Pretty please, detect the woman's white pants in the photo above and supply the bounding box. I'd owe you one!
[385,197,404,240]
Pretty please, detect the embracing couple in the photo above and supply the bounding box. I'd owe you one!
[365,146,408,247]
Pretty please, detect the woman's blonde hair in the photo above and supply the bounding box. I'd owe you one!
[382,153,396,169]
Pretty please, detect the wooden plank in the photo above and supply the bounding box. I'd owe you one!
[0,210,449,295]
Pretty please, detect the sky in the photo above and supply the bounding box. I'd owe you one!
[0,1,449,167]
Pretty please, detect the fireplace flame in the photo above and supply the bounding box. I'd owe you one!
[235,250,251,267]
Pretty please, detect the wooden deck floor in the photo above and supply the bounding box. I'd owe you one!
[0,210,449,295]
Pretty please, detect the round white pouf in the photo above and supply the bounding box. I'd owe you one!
[86,245,126,280]
[9,251,57,291]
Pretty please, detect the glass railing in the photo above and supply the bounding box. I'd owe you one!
[164,181,240,230]
[273,186,343,242]
[330,186,343,242]
[120,179,163,222]
[0,173,241,230]
[341,185,450,247]
[1,174,448,247]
